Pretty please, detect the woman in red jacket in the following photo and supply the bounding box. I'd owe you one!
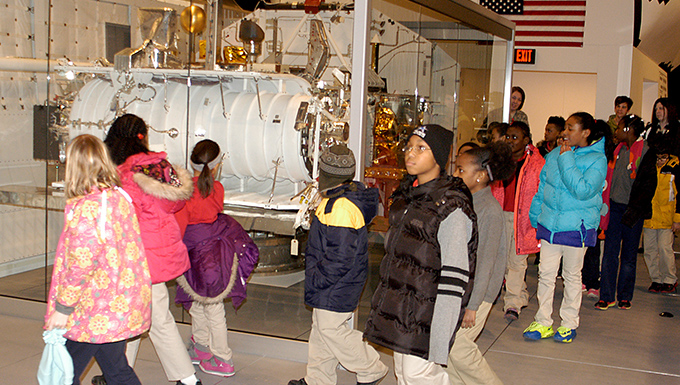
[104,114,202,385]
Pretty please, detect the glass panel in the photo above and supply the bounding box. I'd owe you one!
[0,0,510,340]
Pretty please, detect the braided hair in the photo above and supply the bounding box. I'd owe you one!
[104,114,149,166]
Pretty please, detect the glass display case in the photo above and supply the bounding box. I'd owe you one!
[0,0,513,340]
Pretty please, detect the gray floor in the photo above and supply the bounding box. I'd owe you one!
[3,253,680,384]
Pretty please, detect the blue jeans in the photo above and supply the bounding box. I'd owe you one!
[600,201,643,302]
[66,339,141,385]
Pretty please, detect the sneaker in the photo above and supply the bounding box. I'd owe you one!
[586,288,599,299]
[188,336,212,364]
[199,356,235,377]
[175,382,202,385]
[92,375,106,385]
[594,300,615,310]
[553,326,577,343]
[504,308,519,322]
[618,300,632,309]
[288,379,308,385]
[523,321,554,340]
[648,282,662,292]
[660,282,678,293]
[581,284,587,292]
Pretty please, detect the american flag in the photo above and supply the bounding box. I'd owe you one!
[481,0,586,48]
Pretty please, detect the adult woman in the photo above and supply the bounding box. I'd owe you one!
[104,114,202,385]
[525,112,610,343]
[364,124,477,385]
[607,96,633,134]
[483,87,530,129]
[492,121,544,322]
[646,98,679,156]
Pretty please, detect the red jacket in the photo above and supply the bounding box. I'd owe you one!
[118,152,194,284]
[492,143,544,255]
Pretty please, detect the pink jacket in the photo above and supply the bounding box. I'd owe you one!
[492,143,544,255]
[45,187,152,343]
[118,152,194,284]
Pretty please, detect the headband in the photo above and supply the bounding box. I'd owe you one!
[190,153,223,172]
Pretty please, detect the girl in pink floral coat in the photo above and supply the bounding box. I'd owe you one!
[44,134,151,385]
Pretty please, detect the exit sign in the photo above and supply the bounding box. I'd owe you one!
[514,48,536,64]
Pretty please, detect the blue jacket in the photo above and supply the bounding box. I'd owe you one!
[304,182,379,313]
[529,138,607,247]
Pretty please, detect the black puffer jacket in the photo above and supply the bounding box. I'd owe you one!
[364,174,477,361]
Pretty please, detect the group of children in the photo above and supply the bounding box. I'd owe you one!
[43,96,679,385]
[43,114,258,385]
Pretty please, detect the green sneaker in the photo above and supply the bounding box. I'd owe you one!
[553,326,577,343]
[523,321,554,340]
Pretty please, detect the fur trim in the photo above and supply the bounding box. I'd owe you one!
[176,254,239,304]
[133,165,194,201]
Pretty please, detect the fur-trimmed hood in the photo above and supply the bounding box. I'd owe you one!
[125,152,194,202]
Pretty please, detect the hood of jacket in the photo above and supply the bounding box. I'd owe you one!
[323,181,379,225]
[121,151,194,202]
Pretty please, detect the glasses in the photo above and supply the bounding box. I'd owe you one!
[402,145,431,154]
[657,154,669,161]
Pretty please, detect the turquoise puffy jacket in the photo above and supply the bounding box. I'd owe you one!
[529,138,607,247]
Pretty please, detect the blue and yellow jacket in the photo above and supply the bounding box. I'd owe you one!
[304,181,379,313]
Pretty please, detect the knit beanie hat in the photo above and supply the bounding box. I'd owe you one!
[318,143,356,191]
[410,124,453,171]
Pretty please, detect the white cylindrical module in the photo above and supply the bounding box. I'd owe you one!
[69,72,314,187]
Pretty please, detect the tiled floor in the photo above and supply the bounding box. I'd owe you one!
[2,248,680,384]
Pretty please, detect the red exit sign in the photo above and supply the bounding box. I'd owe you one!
[514,48,536,64]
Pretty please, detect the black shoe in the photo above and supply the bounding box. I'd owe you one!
[618,300,632,309]
[358,371,388,385]
[504,308,519,322]
[92,375,106,385]
[288,379,308,385]
[660,282,678,293]
[175,381,202,385]
[649,282,663,292]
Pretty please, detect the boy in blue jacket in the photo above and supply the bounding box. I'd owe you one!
[288,144,388,385]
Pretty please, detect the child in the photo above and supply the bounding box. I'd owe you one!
[493,121,544,322]
[44,134,151,385]
[596,115,648,310]
[525,112,610,343]
[288,143,388,385]
[103,114,201,385]
[447,142,515,385]
[536,116,565,157]
[642,141,680,293]
[173,139,260,377]
[364,124,477,385]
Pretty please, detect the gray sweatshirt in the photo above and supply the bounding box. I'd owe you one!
[467,186,508,310]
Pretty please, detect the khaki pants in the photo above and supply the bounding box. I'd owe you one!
[305,308,388,385]
[126,283,195,382]
[643,228,677,284]
[535,240,586,330]
[502,212,529,313]
[189,301,233,362]
[393,352,448,385]
[445,301,502,385]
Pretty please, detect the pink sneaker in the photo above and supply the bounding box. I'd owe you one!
[188,336,212,364]
[199,356,235,377]
[586,288,599,299]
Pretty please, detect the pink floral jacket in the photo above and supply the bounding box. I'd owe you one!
[45,186,152,343]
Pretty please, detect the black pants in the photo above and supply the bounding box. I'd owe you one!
[582,237,601,290]
[66,339,141,385]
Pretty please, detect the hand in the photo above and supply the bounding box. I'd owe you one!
[672,222,680,232]
[461,309,476,328]
[559,141,572,154]
[45,311,69,330]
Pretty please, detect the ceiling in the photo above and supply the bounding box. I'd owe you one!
[638,0,680,67]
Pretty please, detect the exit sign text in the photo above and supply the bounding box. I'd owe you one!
[514,49,536,64]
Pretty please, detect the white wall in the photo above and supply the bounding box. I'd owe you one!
[509,0,643,137]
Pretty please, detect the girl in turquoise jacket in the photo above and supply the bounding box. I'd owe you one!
[524,113,612,343]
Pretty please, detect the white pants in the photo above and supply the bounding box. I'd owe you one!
[535,240,586,330]
[189,301,233,362]
[305,308,388,385]
[125,283,195,381]
[502,212,529,313]
[393,352,449,385]
[643,228,677,284]
[445,301,502,385]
